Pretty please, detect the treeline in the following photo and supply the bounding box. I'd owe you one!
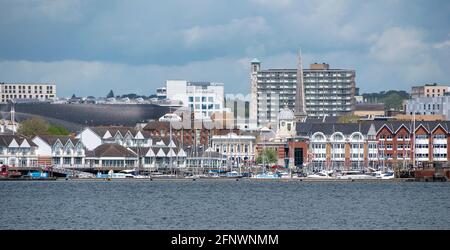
[362,90,410,110]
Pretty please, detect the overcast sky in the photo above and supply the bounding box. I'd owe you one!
[0,0,449,97]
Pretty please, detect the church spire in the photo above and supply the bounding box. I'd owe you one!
[294,48,307,122]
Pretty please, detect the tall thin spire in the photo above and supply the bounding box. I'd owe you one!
[295,48,307,122]
[11,101,15,135]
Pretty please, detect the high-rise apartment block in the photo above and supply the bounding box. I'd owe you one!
[250,59,356,127]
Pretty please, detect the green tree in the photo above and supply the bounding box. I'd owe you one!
[256,149,278,166]
[47,125,70,135]
[106,90,115,98]
[18,118,70,136]
[18,117,49,136]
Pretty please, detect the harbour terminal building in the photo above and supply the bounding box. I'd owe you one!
[250,59,356,126]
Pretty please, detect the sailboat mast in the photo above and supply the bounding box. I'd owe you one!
[412,113,416,168]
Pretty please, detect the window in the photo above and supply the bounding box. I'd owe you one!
[195,97,200,102]
[208,97,213,102]
[202,97,206,102]
[189,97,194,102]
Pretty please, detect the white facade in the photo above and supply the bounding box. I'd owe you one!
[211,132,256,166]
[32,136,86,167]
[0,136,38,167]
[166,80,224,120]
[0,83,56,103]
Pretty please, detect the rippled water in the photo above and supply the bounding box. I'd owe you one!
[1,179,449,229]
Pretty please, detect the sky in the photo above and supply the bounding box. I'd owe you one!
[0,0,449,97]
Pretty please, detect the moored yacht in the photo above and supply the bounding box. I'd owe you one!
[253,172,281,179]
[306,170,334,179]
[225,171,243,178]
[336,170,376,180]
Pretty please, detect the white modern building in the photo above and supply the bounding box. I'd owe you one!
[165,80,225,120]
[0,82,56,103]
[405,96,450,119]
[210,132,256,167]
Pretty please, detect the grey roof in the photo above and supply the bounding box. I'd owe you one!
[38,135,80,146]
[86,143,137,158]
[296,120,450,136]
[0,135,37,147]
[90,126,138,138]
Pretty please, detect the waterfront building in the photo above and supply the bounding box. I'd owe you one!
[297,121,450,170]
[411,83,449,98]
[32,136,85,167]
[210,132,256,167]
[0,82,56,103]
[77,126,153,151]
[0,135,38,166]
[165,80,225,120]
[405,96,450,120]
[85,143,138,168]
[250,59,356,127]
[76,126,188,170]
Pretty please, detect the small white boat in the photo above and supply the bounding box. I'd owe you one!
[306,170,334,179]
[108,170,135,179]
[372,171,395,179]
[278,171,293,179]
[225,171,243,178]
[185,174,207,179]
[336,170,376,180]
[253,172,281,179]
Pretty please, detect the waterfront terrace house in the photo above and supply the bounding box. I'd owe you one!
[76,126,187,170]
[84,140,187,170]
[76,126,153,150]
[128,137,187,169]
[85,143,138,169]
[296,120,450,170]
[32,135,85,167]
[0,135,38,167]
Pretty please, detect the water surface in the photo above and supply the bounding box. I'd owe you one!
[1,179,449,229]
